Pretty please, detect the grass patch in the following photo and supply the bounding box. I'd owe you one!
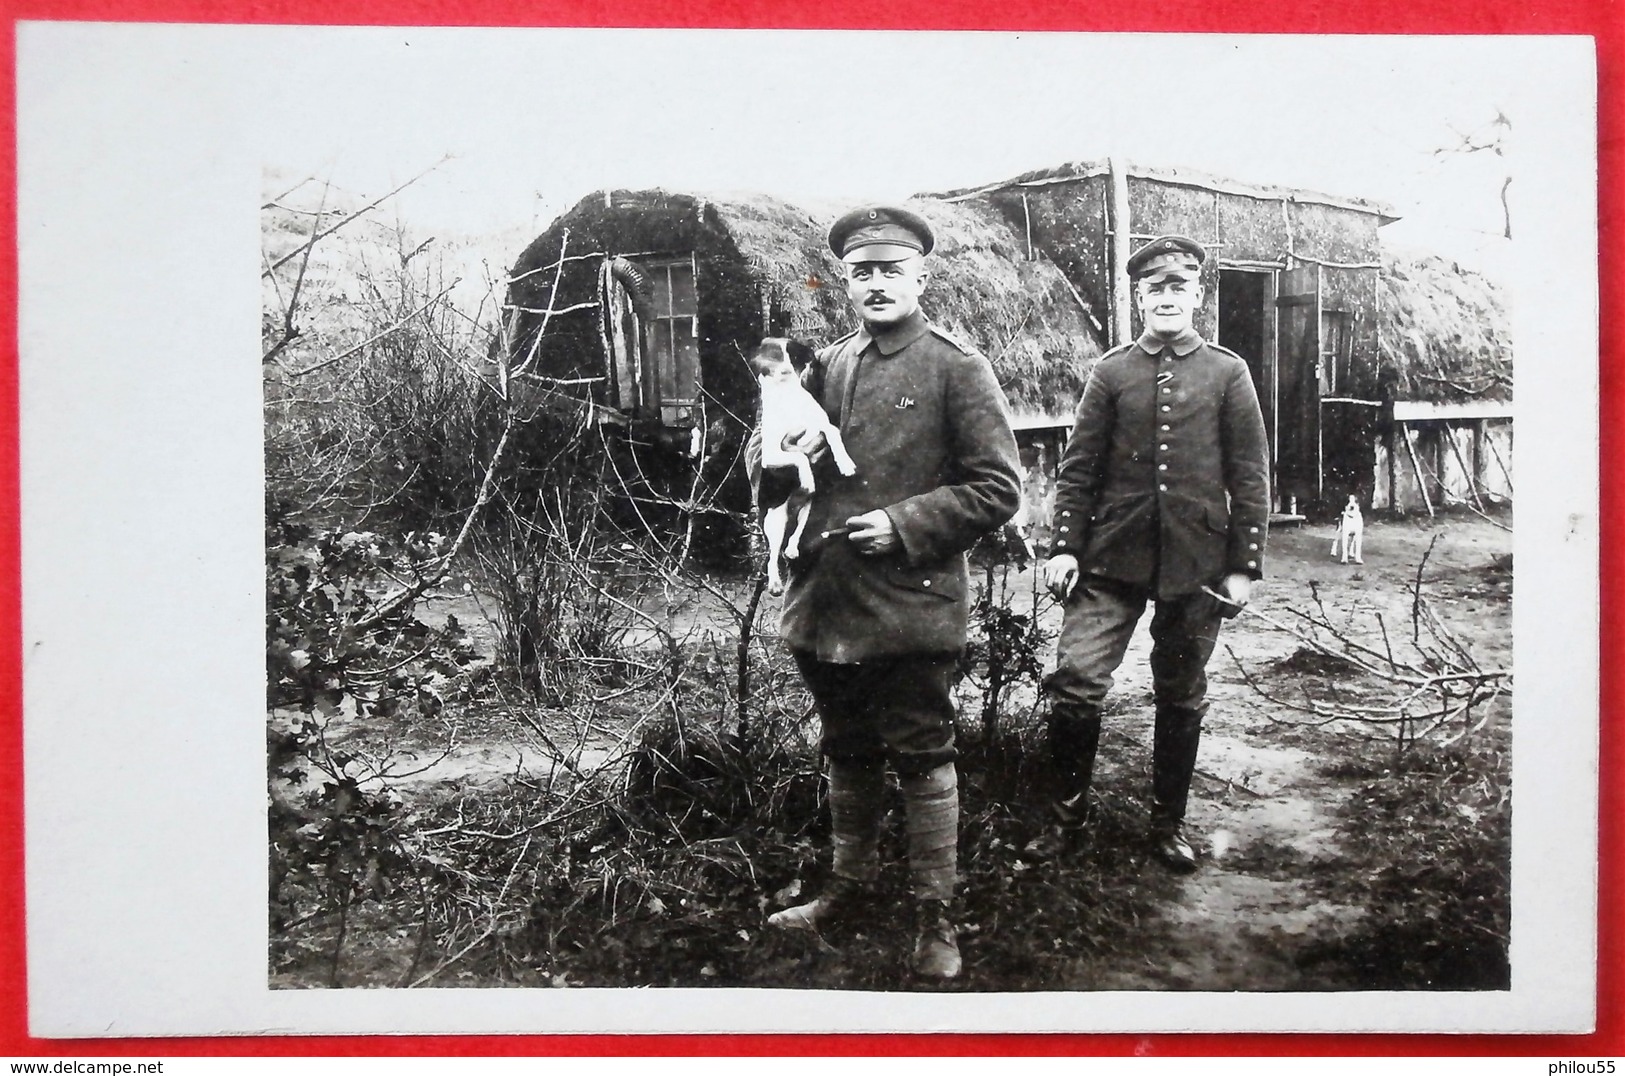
[271,688,1181,991]
[1297,738,1511,989]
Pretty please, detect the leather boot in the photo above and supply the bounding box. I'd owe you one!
[1150,706,1204,873]
[1023,705,1101,860]
[909,898,962,979]
[766,875,870,931]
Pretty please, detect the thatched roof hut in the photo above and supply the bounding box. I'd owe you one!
[1377,246,1512,404]
[506,168,1515,520]
[505,189,1100,430]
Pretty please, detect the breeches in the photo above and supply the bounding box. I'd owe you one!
[792,651,958,774]
[1044,578,1226,716]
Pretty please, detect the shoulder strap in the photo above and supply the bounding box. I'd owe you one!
[927,324,978,356]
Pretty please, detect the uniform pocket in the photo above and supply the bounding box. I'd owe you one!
[1204,504,1231,534]
[884,560,962,601]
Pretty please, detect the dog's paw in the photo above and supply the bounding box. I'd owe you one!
[836,460,857,477]
[783,544,799,561]
[768,578,785,596]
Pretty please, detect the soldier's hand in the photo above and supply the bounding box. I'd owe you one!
[1217,572,1252,616]
[845,510,898,556]
[1043,554,1080,601]
[781,426,830,462]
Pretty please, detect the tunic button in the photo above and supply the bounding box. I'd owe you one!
[1161,388,1172,395]
[1250,527,1259,533]
[1059,526,1069,533]
[1161,405,1171,412]
[1159,464,1168,471]
[1061,511,1071,517]
[1159,444,1169,451]
[1159,484,1168,492]
[1247,560,1257,568]
[1249,543,1259,550]
[922,579,931,587]
[1161,424,1170,431]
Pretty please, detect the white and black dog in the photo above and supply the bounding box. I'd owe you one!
[751,338,857,594]
[1331,494,1365,564]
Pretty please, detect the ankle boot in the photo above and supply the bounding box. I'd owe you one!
[909,898,961,979]
[768,758,886,930]
[766,875,869,931]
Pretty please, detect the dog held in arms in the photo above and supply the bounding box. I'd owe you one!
[1331,494,1364,564]
[752,338,857,594]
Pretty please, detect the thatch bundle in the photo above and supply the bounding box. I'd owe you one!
[507,189,1101,422]
[908,197,1103,419]
[1377,246,1512,403]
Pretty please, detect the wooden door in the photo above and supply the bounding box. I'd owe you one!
[644,256,701,427]
[1275,264,1322,505]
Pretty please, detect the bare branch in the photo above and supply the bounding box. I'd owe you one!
[283,283,458,380]
[262,156,451,279]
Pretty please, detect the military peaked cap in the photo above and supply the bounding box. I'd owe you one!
[1128,234,1207,281]
[828,204,935,263]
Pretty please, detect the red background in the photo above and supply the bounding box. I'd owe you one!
[0,0,1614,1057]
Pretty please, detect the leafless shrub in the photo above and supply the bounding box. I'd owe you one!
[1218,535,1510,752]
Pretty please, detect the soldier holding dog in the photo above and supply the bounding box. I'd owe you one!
[1032,235,1271,872]
[749,205,1022,979]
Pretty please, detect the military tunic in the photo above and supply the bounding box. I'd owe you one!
[1045,327,1270,746]
[752,309,1022,664]
[1049,328,1271,598]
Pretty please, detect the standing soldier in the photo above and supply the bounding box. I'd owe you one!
[1030,235,1271,872]
[751,205,1021,979]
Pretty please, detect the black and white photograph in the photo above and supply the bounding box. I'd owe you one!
[17,25,1597,1036]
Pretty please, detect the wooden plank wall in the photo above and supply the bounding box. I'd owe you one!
[1375,419,1513,513]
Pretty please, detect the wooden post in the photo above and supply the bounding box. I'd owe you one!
[1484,424,1515,494]
[1022,192,1034,261]
[1109,156,1133,346]
[1401,422,1435,518]
[1445,424,1487,512]
[1386,423,1398,511]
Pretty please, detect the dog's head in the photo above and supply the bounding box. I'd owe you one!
[1342,495,1361,517]
[749,338,816,386]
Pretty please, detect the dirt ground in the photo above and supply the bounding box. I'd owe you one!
[1038,509,1511,989]
[300,507,1511,991]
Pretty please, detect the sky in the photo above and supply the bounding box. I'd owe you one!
[251,29,1534,278]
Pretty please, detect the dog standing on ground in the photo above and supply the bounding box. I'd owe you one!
[1331,494,1364,564]
[752,338,857,594]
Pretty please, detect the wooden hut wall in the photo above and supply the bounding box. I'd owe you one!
[1122,181,1387,506]
[1481,422,1514,500]
[1126,183,1382,340]
[1375,419,1512,513]
[996,178,1384,342]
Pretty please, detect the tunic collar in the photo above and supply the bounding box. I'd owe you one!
[1135,327,1205,357]
[852,309,931,357]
